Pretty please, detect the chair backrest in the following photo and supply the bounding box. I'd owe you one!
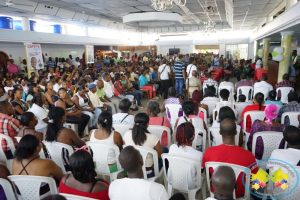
[15,136,22,143]
[165,104,183,126]
[86,141,122,178]
[203,84,218,96]
[0,178,17,200]
[208,127,239,147]
[243,111,265,132]
[201,100,219,116]
[276,87,294,104]
[0,134,16,163]
[8,175,58,200]
[254,86,270,100]
[193,127,207,153]
[148,125,171,148]
[234,102,253,123]
[112,123,133,137]
[212,108,219,122]
[205,162,251,200]
[42,141,74,173]
[218,86,234,101]
[60,193,98,200]
[198,107,208,126]
[281,111,300,127]
[237,86,253,102]
[162,153,202,192]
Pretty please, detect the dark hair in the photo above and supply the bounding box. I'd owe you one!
[254,92,264,110]
[179,55,183,59]
[119,146,140,173]
[132,113,149,146]
[78,78,87,87]
[46,107,65,142]
[32,92,43,106]
[268,90,277,100]
[224,74,230,81]
[69,150,97,183]
[240,73,246,79]
[141,68,147,75]
[168,87,176,97]
[63,75,69,81]
[98,112,113,134]
[261,74,267,81]
[38,76,45,84]
[147,101,161,115]
[205,85,216,97]
[55,77,62,83]
[218,106,236,122]
[283,126,300,146]
[11,88,22,100]
[102,72,110,80]
[238,94,246,102]
[182,100,195,117]
[282,74,289,80]
[20,112,35,126]
[176,122,195,147]
[189,57,195,64]
[220,89,229,100]
[114,73,120,81]
[288,92,298,102]
[14,134,40,161]
[76,85,85,93]
[207,72,212,78]
[220,118,236,136]
[119,98,131,112]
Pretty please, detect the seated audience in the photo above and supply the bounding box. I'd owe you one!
[53,77,63,92]
[275,74,294,99]
[203,118,258,199]
[232,59,242,80]
[161,87,184,113]
[113,73,135,102]
[73,85,101,130]
[215,89,233,110]
[191,90,208,119]
[4,79,14,93]
[168,122,203,189]
[112,98,134,124]
[123,113,167,178]
[12,135,63,196]
[203,72,218,89]
[17,112,44,141]
[265,90,283,106]
[238,94,246,102]
[146,101,172,147]
[139,68,158,100]
[38,76,46,92]
[102,73,122,107]
[89,112,123,173]
[88,83,112,115]
[254,74,273,92]
[97,80,118,114]
[219,74,234,88]
[45,81,59,108]
[203,85,219,102]
[0,86,8,101]
[281,92,300,125]
[186,70,201,97]
[248,104,285,159]
[10,88,29,119]
[241,92,266,132]
[59,148,109,200]
[235,73,252,99]
[26,83,38,106]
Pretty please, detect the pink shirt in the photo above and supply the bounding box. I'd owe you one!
[113,81,123,96]
[149,116,171,147]
[7,64,19,74]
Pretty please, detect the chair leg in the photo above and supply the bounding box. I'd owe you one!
[201,181,207,200]
[188,189,197,200]
[110,172,118,182]
[168,184,174,199]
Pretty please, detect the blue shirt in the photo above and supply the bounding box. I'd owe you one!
[175,61,185,80]
[46,61,55,67]
[214,58,219,66]
[96,63,102,70]
[151,71,158,80]
[139,75,148,88]
[104,59,110,64]
[290,66,296,77]
[183,58,189,66]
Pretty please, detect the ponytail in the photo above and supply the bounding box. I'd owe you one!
[46,107,65,142]
[132,113,149,146]
[255,92,264,110]
[98,112,113,134]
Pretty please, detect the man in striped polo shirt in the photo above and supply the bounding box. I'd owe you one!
[174,55,186,95]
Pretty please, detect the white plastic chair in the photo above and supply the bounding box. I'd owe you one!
[193,127,207,153]
[112,123,133,137]
[201,100,219,116]
[15,136,22,142]
[276,87,294,104]
[198,107,208,126]
[86,141,123,182]
[165,104,182,126]
[148,125,172,148]
[64,123,77,133]
[205,162,251,200]
[218,85,234,101]
[237,86,253,102]
[203,84,218,96]
[42,141,74,174]
[15,136,46,159]
[208,127,239,147]
[243,111,265,149]
[8,175,58,200]
[234,102,253,123]
[254,86,270,100]
[281,111,300,127]
[0,178,17,200]
[0,134,16,165]
[60,193,98,200]
[251,132,285,170]
[212,108,219,122]
[162,154,206,200]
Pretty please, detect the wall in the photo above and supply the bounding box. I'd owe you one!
[157,45,191,56]
[219,44,226,56]
[248,42,254,60]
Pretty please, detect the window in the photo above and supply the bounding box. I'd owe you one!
[226,44,248,60]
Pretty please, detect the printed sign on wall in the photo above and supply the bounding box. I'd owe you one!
[25,44,44,71]
[85,45,94,64]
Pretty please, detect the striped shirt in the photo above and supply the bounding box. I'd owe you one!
[175,61,185,80]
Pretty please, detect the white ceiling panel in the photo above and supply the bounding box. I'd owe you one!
[56,8,75,19]
[73,12,89,21]
[99,18,110,26]
[35,3,59,15]
[135,6,154,11]
[122,1,145,6]
[122,6,141,12]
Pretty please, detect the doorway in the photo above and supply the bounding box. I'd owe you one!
[0,51,9,73]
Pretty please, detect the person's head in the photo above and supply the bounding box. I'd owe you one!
[220,118,237,138]
[46,107,66,142]
[98,112,113,133]
[119,146,143,175]
[31,57,37,69]
[178,55,184,60]
[0,101,15,115]
[32,92,46,107]
[11,88,23,100]
[141,68,147,76]
[114,73,121,81]
[238,94,246,102]
[182,100,196,117]
[97,80,104,89]
[268,90,277,101]
[254,92,264,110]
[205,85,216,97]
[192,70,198,77]
[264,104,279,124]
[5,79,12,87]
[211,165,236,199]
[176,122,195,147]
[38,76,46,85]
[224,74,230,81]
[168,87,176,97]
[46,81,53,91]
[292,50,297,56]
[240,73,246,80]
[78,78,88,87]
[102,72,111,82]
[288,92,299,102]
[283,126,300,149]
[20,111,38,128]
[218,106,236,122]
[261,74,267,81]
[146,101,161,117]
[28,83,38,96]
[14,134,42,162]
[207,72,212,78]
[69,148,96,183]
[119,98,132,113]
[132,113,149,146]
[220,89,229,101]
[88,83,97,93]
[77,85,86,96]
[282,74,289,80]
[58,87,68,99]
[189,57,196,64]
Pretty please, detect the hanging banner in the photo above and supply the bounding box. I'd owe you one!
[85,45,94,64]
[24,44,44,77]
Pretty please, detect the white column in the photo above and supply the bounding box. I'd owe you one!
[266,16,273,23]
[84,27,89,37]
[286,0,297,10]
[22,17,30,31]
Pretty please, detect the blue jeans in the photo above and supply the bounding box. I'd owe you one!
[132,82,139,90]
[82,108,101,127]
[232,68,242,77]
[126,90,143,106]
[175,79,184,95]
[147,146,169,178]
[214,65,219,69]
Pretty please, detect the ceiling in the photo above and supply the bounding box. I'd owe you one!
[0,0,287,33]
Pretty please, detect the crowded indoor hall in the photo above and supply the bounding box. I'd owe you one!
[0,0,300,199]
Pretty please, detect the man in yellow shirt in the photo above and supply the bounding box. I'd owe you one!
[205,53,211,65]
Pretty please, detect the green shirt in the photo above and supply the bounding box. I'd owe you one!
[97,88,106,99]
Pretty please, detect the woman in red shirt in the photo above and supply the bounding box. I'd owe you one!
[241,92,266,132]
[59,148,109,200]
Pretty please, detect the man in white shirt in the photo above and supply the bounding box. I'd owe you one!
[186,70,201,97]
[73,57,81,68]
[203,72,218,90]
[255,55,262,69]
[102,73,121,112]
[186,57,197,79]
[254,74,273,91]
[112,99,134,124]
[88,83,112,115]
[109,146,185,200]
[158,60,171,99]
